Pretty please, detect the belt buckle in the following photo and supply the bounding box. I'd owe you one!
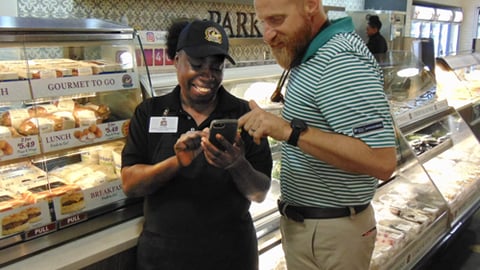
[279,200,304,222]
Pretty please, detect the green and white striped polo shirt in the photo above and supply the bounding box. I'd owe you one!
[280,17,396,207]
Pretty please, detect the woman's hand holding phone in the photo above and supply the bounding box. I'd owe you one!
[203,119,243,168]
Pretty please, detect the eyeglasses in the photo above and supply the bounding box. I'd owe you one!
[270,69,290,104]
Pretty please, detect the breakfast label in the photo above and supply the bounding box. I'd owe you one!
[41,120,129,152]
[52,179,126,221]
[0,136,41,162]
[30,72,139,99]
[0,80,31,102]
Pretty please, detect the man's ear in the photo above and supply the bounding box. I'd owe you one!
[304,0,319,16]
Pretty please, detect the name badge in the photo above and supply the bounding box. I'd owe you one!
[149,116,178,133]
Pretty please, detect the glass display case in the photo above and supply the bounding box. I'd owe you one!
[215,53,478,270]
[435,53,480,141]
[370,129,449,270]
[8,49,475,268]
[436,53,480,99]
[400,108,480,227]
[378,51,437,116]
[0,16,145,267]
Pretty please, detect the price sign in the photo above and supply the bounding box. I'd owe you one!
[0,136,40,161]
[17,137,36,151]
[104,122,121,138]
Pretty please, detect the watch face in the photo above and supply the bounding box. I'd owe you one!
[292,119,307,130]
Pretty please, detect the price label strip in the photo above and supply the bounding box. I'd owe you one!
[0,136,41,162]
[41,119,129,153]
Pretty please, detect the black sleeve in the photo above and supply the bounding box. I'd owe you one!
[121,100,151,167]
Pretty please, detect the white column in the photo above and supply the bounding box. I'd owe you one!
[0,0,18,16]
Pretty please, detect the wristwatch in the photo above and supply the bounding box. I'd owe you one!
[287,118,307,146]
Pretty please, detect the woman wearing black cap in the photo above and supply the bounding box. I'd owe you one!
[121,19,272,270]
[366,15,388,55]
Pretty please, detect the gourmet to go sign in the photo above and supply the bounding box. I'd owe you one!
[47,78,116,91]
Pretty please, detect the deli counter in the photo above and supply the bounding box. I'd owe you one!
[436,53,480,141]
[0,16,146,268]
[141,51,480,270]
[2,36,480,270]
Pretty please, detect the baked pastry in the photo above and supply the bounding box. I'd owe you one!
[84,103,110,121]
[0,140,14,156]
[17,116,64,135]
[27,104,59,116]
[0,71,18,81]
[0,108,31,128]
[0,192,26,212]
[52,111,76,130]
[23,179,71,203]
[121,119,130,136]
[60,190,85,215]
[0,126,21,138]
[22,206,42,223]
[2,211,29,235]
[73,107,102,127]
[73,124,103,142]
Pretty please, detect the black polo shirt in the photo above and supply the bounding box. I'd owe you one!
[122,85,272,236]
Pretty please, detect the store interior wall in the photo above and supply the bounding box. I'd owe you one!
[0,0,17,16]
[11,0,364,65]
[4,0,479,61]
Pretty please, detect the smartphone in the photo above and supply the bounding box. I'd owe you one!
[209,119,238,150]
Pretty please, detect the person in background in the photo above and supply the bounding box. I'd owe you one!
[239,0,397,269]
[366,14,388,54]
[121,19,272,270]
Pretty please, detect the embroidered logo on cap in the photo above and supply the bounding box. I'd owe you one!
[204,27,223,45]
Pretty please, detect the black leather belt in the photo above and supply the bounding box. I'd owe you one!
[277,200,370,222]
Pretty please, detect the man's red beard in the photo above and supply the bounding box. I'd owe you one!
[271,46,293,70]
[270,21,312,69]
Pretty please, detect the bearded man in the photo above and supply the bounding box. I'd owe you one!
[238,0,397,269]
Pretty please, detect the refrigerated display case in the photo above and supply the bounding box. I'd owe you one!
[410,5,462,57]
[379,51,480,269]
[6,48,478,268]
[435,53,480,140]
[233,52,478,270]
[0,16,146,267]
[370,129,450,270]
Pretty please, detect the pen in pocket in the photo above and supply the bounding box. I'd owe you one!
[362,226,376,237]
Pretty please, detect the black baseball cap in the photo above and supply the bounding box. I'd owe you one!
[176,20,236,65]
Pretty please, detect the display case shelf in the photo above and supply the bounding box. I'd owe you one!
[0,16,146,267]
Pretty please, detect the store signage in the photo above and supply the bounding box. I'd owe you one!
[24,223,57,240]
[395,100,449,128]
[0,81,31,102]
[41,119,128,153]
[0,136,41,162]
[58,213,88,229]
[30,72,138,99]
[208,10,262,38]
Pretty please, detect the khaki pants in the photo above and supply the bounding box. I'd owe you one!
[280,205,376,270]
